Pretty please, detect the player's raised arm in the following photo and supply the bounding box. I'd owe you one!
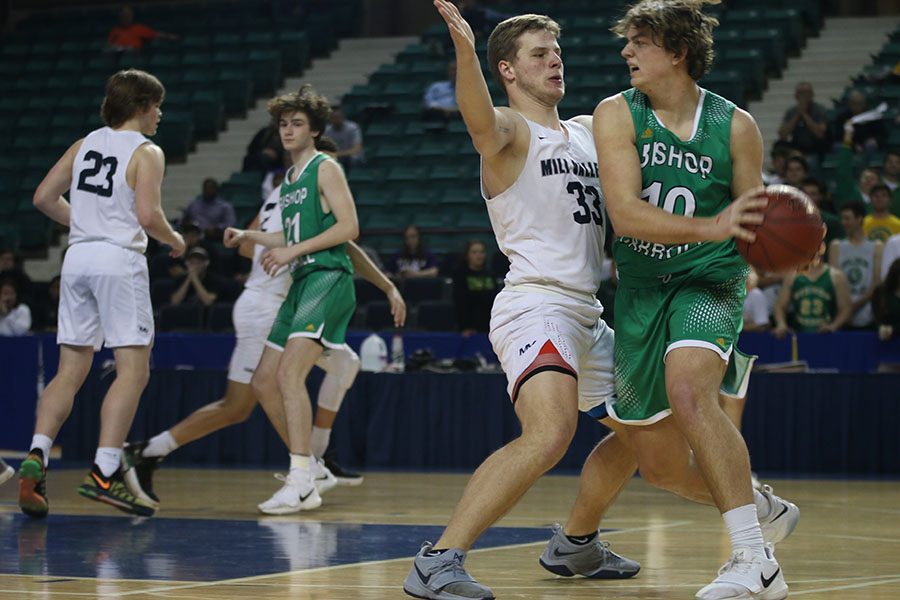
[596,96,766,244]
[434,0,517,158]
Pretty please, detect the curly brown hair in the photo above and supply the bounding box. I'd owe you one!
[612,0,721,81]
[266,84,332,139]
[100,69,165,128]
[487,14,561,90]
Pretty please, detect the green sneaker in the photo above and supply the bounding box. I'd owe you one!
[18,451,49,519]
[77,465,156,517]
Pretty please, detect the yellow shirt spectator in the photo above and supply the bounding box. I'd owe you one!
[863,214,900,242]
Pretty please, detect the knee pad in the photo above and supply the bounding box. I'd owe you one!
[318,346,360,396]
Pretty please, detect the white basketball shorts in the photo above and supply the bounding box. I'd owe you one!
[57,241,154,350]
[228,288,284,384]
[489,286,615,415]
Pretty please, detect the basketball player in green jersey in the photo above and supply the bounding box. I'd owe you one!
[588,1,790,598]
[224,86,358,514]
[774,244,852,336]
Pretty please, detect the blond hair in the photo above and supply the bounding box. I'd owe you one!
[266,84,332,138]
[487,14,561,90]
[100,69,165,128]
[612,0,721,81]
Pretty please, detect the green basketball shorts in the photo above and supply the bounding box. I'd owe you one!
[266,269,355,351]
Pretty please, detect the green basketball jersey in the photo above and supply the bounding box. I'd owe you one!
[790,267,836,332]
[279,152,353,280]
[614,88,746,287]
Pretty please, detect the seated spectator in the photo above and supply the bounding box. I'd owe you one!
[181,178,236,240]
[107,6,178,52]
[863,184,900,242]
[830,201,883,329]
[799,177,843,243]
[880,148,900,216]
[882,233,900,281]
[0,247,32,304]
[774,244,852,336]
[763,140,795,185]
[169,246,230,308]
[32,275,61,332]
[834,129,881,208]
[423,61,459,121]
[833,89,886,154]
[783,154,808,188]
[743,268,770,332]
[778,82,828,158]
[390,225,438,279]
[0,279,31,335]
[874,259,900,341]
[323,107,364,171]
[242,123,286,174]
[452,240,497,336]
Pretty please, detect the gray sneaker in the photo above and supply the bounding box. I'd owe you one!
[758,484,800,545]
[539,524,641,579]
[403,542,494,600]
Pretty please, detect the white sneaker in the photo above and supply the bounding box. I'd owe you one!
[312,458,338,495]
[758,485,799,545]
[696,544,788,600]
[257,473,322,515]
[0,458,13,486]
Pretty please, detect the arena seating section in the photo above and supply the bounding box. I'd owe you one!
[3,0,900,334]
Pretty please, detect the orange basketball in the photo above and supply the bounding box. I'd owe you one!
[735,185,825,272]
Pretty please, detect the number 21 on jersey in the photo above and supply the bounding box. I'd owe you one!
[284,213,314,267]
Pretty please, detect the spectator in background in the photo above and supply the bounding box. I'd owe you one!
[774,244,852,336]
[880,148,900,216]
[778,82,828,158]
[834,89,886,154]
[800,176,843,243]
[863,184,900,242]
[423,60,459,121]
[834,124,881,208]
[783,154,808,188]
[882,233,900,281]
[763,140,793,185]
[0,247,32,304]
[390,225,438,279]
[181,178,236,240]
[0,279,31,335]
[874,259,900,341]
[742,268,770,332]
[243,123,285,174]
[169,246,230,308]
[830,201,883,329]
[107,6,179,52]
[33,275,61,332]
[323,106,364,171]
[452,240,497,336]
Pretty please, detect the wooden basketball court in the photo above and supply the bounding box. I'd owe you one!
[2,470,899,598]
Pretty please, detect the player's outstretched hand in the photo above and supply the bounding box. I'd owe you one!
[388,287,407,328]
[223,227,246,248]
[169,232,186,258]
[434,0,476,55]
[260,247,294,276]
[712,187,768,243]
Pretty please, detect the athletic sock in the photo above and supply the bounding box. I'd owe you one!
[289,453,311,471]
[310,426,332,459]
[94,447,122,478]
[723,504,766,556]
[30,434,53,467]
[143,431,178,458]
[566,531,598,545]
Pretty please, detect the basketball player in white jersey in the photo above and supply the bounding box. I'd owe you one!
[121,182,405,508]
[404,4,636,598]
[18,69,185,519]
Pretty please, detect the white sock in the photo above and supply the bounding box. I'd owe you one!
[753,489,772,519]
[143,431,178,458]
[723,504,766,556]
[95,447,122,478]
[310,426,332,459]
[289,453,311,471]
[30,434,53,467]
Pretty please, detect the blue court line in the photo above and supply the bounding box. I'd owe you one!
[0,514,557,582]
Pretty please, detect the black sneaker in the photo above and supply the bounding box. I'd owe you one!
[77,464,155,517]
[121,441,162,506]
[323,451,364,486]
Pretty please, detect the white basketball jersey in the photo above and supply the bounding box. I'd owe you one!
[244,188,291,297]
[69,127,150,252]
[483,118,605,296]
